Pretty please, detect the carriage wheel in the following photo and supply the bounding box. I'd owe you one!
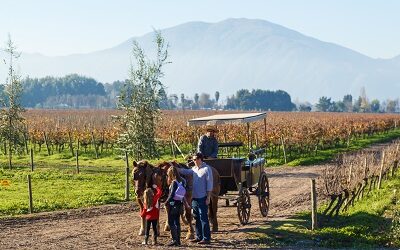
[258,172,270,217]
[237,187,251,225]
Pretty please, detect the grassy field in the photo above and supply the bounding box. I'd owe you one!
[248,174,400,249]
[1,129,400,218]
[0,166,131,217]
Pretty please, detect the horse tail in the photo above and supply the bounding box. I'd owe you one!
[208,198,213,219]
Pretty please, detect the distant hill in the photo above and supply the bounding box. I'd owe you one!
[1,18,400,102]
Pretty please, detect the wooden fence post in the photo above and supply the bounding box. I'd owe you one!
[125,151,130,201]
[27,175,33,213]
[76,150,80,174]
[378,151,385,189]
[30,148,34,171]
[311,179,317,230]
[280,136,287,164]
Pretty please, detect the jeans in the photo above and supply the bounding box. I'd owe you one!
[192,196,211,241]
[168,201,182,243]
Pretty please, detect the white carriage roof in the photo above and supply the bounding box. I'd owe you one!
[187,112,267,126]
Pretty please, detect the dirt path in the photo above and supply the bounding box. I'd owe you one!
[0,143,390,249]
[0,164,327,249]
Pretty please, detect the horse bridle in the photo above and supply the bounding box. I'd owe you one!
[133,163,169,202]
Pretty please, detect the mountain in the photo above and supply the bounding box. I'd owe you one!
[1,18,400,102]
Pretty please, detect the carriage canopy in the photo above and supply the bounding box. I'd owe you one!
[187,112,267,126]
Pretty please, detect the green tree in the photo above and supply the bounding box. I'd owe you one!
[315,96,332,112]
[353,96,362,112]
[343,94,353,112]
[180,93,185,110]
[193,93,199,109]
[115,31,169,160]
[214,91,220,108]
[332,101,345,112]
[298,103,312,112]
[386,99,398,113]
[370,99,380,113]
[0,35,26,169]
[199,92,213,109]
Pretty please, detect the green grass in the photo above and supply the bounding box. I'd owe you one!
[247,174,400,249]
[267,129,400,166]
[0,145,183,218]
[1,129,400,218]
[0,167,134,217]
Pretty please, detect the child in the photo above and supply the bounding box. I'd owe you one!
[141,184,162,245]
[165,166,187,246]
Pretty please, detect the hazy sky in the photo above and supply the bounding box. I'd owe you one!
[1,0,399,58]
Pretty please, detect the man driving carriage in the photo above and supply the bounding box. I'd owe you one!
[197,126,219,159]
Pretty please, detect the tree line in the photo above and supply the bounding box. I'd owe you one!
[312,87,400,113]
[0,74,296,111]
[1,72,398,113]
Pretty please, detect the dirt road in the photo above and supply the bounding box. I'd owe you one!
[0,162,329,249]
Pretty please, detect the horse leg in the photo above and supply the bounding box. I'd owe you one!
[137,200,145,236]
[211,196,219,232]
[185,204,194,240]
[164,206,170,232]
[139,217,145,236]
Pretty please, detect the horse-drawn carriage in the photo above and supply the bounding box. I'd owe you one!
[188,112,270,225]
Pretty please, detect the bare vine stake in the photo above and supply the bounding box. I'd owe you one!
[76,150,80,174]
[43,131,51,156]
[378,151,385,189]
[30,148,34,171]
[224,129,228,156]
[125,151,130,201]
[170,134,176,158]
[27,175,33,213]
[393,144,399,177]
[361,156,368,199]
[280,136,287,164]
[68,131,74,157]
[91,131,99,159]
[311,179,317,230]
[348,164,353,184]
[172,139,186,159]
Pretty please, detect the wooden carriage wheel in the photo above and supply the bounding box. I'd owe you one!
[258,172,270,217]
[237,186,251,225]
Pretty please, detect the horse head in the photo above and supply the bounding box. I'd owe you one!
[132,160,154,198]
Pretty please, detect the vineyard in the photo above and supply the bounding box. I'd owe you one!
[5,109,400,163]
[1,109,400,248]
[321,141,399,218]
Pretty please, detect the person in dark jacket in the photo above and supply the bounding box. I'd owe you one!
[141,184,162,245]
[197,126,219,158]
[165,166,187,246]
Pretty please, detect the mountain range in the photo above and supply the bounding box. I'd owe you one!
[1,18,400,102]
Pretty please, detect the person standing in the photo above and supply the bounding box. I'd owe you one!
[140,184,162,245]
[197,126,218,159]
[165,166,186,246]
[179,152,213,244]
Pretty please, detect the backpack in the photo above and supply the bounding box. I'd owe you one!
[173,181,186,201]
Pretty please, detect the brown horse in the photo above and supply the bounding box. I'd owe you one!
[158,161,221,240]
[131,160,166,236]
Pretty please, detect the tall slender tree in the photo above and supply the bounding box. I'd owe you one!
[214,91,220,109]
[115,31,170,160]
[0,35,26,169]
